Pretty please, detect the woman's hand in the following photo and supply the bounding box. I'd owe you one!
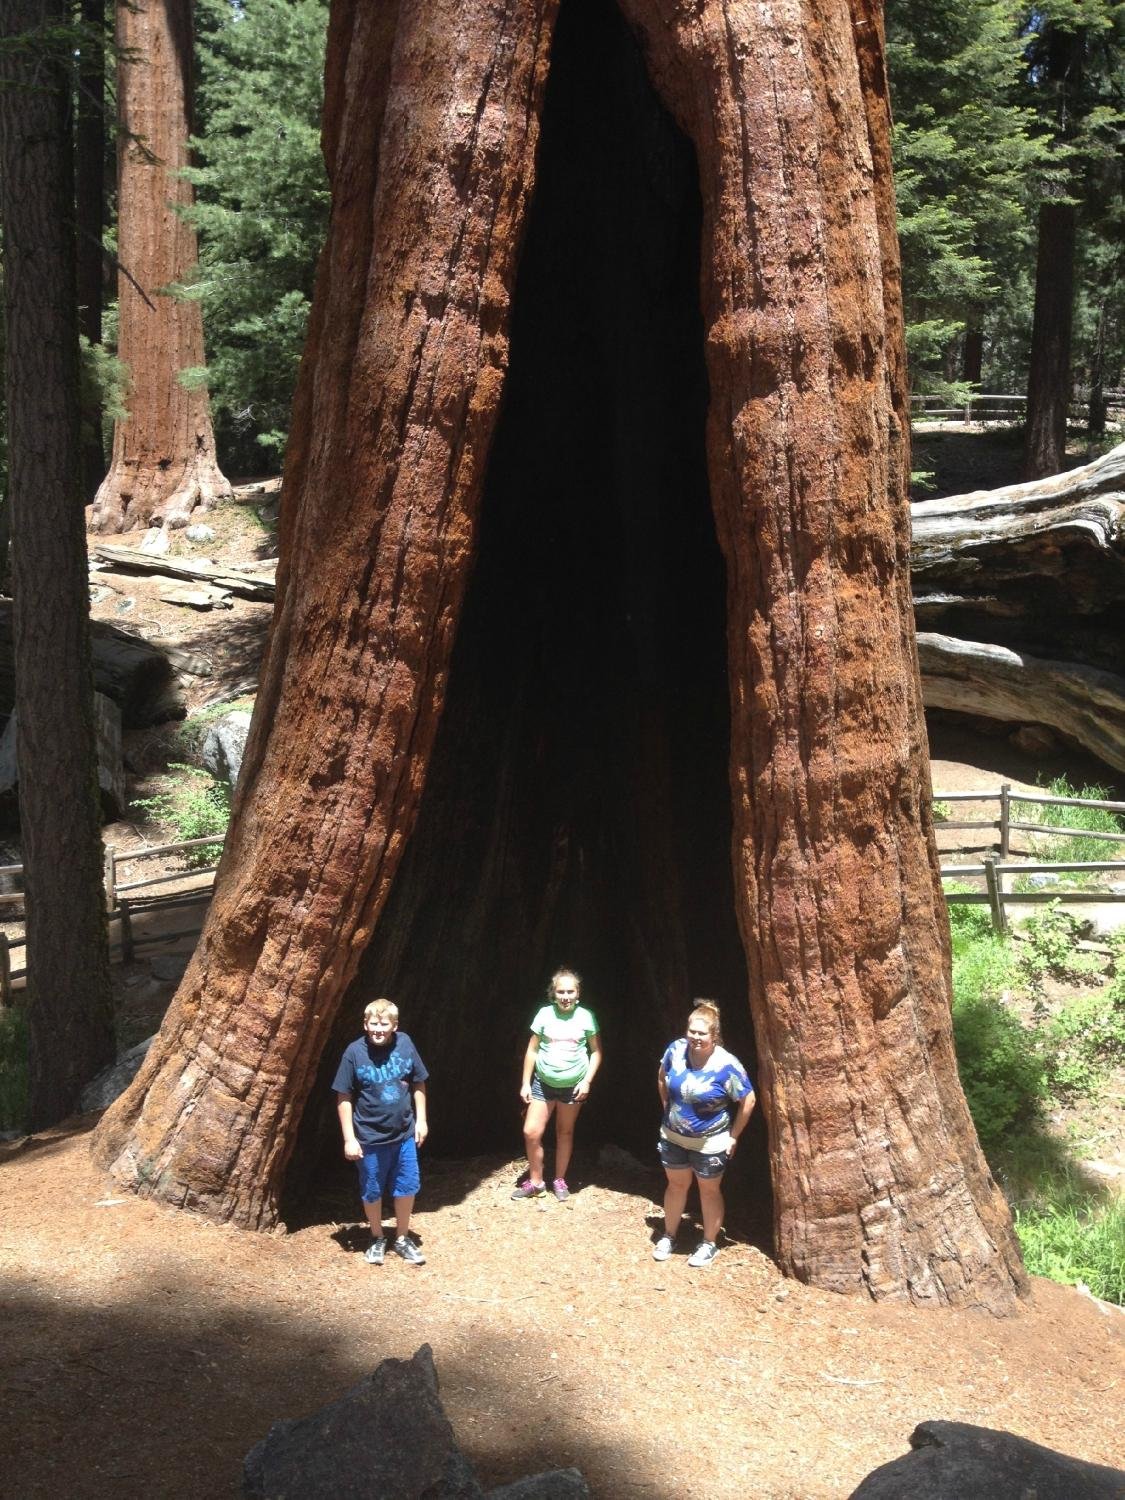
[519,1082,533,1105]
[343,1136,363,1162]
[572,1079,590,1102]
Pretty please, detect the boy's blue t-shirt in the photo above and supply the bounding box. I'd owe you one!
[332,1031,429,1147]
[660,1037,753,1139]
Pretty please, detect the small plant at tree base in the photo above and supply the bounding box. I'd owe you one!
[1016,902,1097,997]
[132,765,231,869]
[931,799,952,822]
[1015,1197,1125,1306]
[952,993,1046,1150]
[1044,989,1125,1101]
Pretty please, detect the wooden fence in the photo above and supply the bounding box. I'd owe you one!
[934,785,1125,934]
[910,390,1125,427]
[1,784,1122,1000]
[0,833,224,1004]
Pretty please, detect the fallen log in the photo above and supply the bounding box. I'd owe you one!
[93,545,276,601]
[917,632,1125,774]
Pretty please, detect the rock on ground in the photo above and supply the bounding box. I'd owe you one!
[201,710,252,787]
[78,1036,153,1113]
[849,1420,1125,1498]
[243,1344,589,1500]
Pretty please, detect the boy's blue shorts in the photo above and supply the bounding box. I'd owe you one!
[356,1136,421,1203]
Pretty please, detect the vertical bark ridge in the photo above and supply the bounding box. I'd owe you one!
[94,0,560,1225]
[620,0,1025,1311]
[90,0,231,532]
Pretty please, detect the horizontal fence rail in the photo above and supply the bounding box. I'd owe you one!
[934,783,1125,933]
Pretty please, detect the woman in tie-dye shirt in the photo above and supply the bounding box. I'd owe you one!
[652,1000,755,1269]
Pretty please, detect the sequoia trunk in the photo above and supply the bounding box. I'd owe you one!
[95,0,1025,1312]
[1023,200,1077,481]
[90,0,230,532]
[0,0,116,1123]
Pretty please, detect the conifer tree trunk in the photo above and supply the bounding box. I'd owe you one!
[90,0,230,532]
[77,0,108,500]
[95,0,1026,1313]
[1024,199,1077,480]
[0,0,116,1124]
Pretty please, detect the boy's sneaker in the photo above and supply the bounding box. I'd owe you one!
[552,1178,570,1201]
[364,1237,386,1266]
[510,1180,545,1199]
[652,1234,675,1262]
[393,1235,426,1265]
[687,1240,719,1268]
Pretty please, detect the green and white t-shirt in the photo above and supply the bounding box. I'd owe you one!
[530,1004,598,1088]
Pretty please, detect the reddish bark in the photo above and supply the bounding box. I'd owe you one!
[90,0,230,532]
[95,0,1025,1312]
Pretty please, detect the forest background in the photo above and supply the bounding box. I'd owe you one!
[0,0,1122,495]
[0,0,1123,1304]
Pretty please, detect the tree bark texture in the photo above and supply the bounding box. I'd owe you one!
[89,0,230,532]
[0,0,116,1124]
[77,0,108,499]
[1023,200,1076,481]
[95,0,1025,1312]
[912,441,1125,766]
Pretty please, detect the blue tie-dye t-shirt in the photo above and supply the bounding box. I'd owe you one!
[332,1032,429,1146]
[661,1038,752,1139]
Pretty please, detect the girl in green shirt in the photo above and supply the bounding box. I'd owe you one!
[512,967,602,1202]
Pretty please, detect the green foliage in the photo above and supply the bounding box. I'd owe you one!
[1044,988,1125,1097]
[1016,1196,1125,1304]
[132,765,231,867]
[953,992,1047,1148]
[0,1006,28,1134]
[173,697,256,759]
[1016,775,1125,868]
[1016,902,1093,989]
[886,0,1050,387]
[187,0,330,473]
[931,799,952,821]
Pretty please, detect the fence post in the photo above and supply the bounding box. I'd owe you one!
[964,397,972,425]
[0,931,9,1007]
[999,782,1011,859]
[120,899,134,964]
[984,855,1007,935]
[103,845,116,914]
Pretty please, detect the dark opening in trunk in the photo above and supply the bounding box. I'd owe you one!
[293,0,758,1199]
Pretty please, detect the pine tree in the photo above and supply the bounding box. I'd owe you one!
[186,0,329,474]
[886,0,1049,393]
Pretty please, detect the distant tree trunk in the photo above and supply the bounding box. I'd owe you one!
[96,0,1025,1313]
[0,0,116,1124]
[962,323,984,387]
[1023,199,1077,479]
[77,0,108,500]
[90,0,231,533]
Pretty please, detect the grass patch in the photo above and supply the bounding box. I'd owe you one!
[0,1006,28,1133]
[1014,774,1125,882]
[949,902,1125,1302]
[131,764,231,868]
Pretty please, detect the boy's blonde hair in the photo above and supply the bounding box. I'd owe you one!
[364,998,399,1024]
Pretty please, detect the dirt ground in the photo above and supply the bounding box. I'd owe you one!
[3,455,1121,1497]
[1,1126,1122,1500]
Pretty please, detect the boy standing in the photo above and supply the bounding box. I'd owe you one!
[334,999,429,1266]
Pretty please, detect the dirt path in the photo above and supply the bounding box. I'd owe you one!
[1,1127,1121,1499]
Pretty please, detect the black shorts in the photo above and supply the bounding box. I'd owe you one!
[531,1074,581,1103]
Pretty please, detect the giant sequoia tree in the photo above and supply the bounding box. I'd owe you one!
[95,0,1028,1313]
[90,0,230,532]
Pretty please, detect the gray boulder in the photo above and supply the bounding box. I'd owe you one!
[201,710,252,787]
[487,1471,589,1498]
[243,1346,589,1500]
[78,1036,154,1112]
[849,1421,1125,1498]
[244,1345,482,1499]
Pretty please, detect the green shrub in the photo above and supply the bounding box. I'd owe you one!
[952,993,1046,1149]
[1016,903,1100,992]
[132,765,231,868]
[1015,1197,1125,1305]
[0,1006,28,1133]
[1044,989,1125,1100]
